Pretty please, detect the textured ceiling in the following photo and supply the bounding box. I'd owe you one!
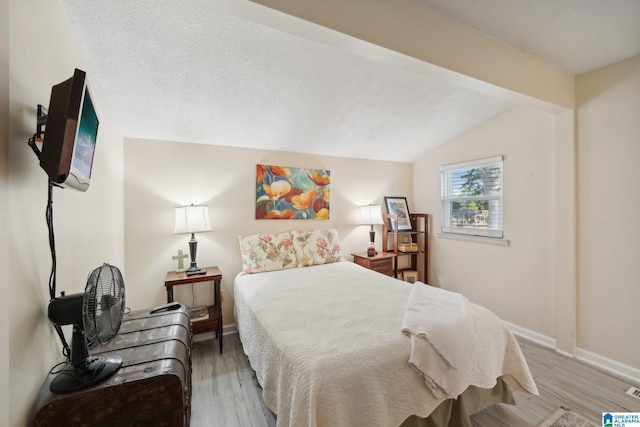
[418,0,640,74]
[61,0,640,162]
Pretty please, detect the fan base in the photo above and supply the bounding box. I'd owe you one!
[50,355,122,394]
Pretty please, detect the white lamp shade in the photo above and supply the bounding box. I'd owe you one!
[359,205,383,225]
[174,205,212,234]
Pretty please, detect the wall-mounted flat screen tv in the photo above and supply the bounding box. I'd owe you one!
[40,69,99,191]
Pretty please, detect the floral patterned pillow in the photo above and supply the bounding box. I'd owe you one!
[291,228,345,267]
[238,232,298,274]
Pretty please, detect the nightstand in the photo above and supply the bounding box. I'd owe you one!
[165,266,223,354]
[351,252,396,276]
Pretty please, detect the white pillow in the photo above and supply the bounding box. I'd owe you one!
[238,232,297,274]
[291,228,344,267]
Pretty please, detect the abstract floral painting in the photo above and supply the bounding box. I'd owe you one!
[256,164,330,219]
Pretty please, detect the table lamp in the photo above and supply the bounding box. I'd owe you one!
[359,204,383,256]
[174,204,211,276]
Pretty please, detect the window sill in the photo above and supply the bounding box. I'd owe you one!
[437,232,510,247]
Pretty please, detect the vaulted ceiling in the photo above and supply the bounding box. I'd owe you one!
[61,0,640,162]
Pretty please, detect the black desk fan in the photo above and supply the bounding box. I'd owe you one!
[47,263,125,394]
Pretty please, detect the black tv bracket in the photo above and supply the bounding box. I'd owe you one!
[28,104,48,159]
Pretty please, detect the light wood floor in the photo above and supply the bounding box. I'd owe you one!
[191,333,639,427]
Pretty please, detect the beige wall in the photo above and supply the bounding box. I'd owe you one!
[412,58,640,376]
[1,0,10,423]
[576,56,640,369]
[552,110,577,355]
[413,107,556,336]
[123,138,412,322]
[8,0,125,425]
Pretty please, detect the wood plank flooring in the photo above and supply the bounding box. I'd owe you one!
[191,333,276,427]
[191,333,640,427]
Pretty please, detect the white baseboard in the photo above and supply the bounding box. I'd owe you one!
[223,323,237,335]
[191,324,238,343]
[192,331,215,342]
[506,322,640,385]
[575,348,640,385]
[505,321,556,349]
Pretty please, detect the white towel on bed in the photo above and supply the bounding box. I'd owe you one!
[402,283,477,398]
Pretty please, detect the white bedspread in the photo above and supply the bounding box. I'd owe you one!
[234,261,537,427]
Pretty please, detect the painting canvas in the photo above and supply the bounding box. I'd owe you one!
[256,164,330,219]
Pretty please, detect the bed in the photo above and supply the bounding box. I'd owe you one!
[234,230,537,427]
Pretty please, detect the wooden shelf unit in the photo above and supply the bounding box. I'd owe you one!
[382,213,429,283]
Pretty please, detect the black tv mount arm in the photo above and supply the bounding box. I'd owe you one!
[27,103,71,360]
[28,104,48,159]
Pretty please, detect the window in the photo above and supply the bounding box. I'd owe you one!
[440,156,503,239]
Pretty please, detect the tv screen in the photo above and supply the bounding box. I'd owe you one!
[40,69,99,191]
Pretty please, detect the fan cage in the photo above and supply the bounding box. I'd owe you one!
[83,263,125,344]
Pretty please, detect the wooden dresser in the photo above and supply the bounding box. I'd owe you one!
[34,306,192,426]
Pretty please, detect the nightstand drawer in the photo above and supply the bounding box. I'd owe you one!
[352,252,395,277]
[368,258,392,274]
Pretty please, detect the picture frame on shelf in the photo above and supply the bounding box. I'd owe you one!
[384,196,413,231]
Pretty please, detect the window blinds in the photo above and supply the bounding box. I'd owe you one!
[440,156,503,239]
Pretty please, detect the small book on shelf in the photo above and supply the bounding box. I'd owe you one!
[189,306,209,322]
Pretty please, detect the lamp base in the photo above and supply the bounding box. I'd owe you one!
[186,235,205,276]
[186,269,206,276]
[186,264,205,276]
[186,265,201,273]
